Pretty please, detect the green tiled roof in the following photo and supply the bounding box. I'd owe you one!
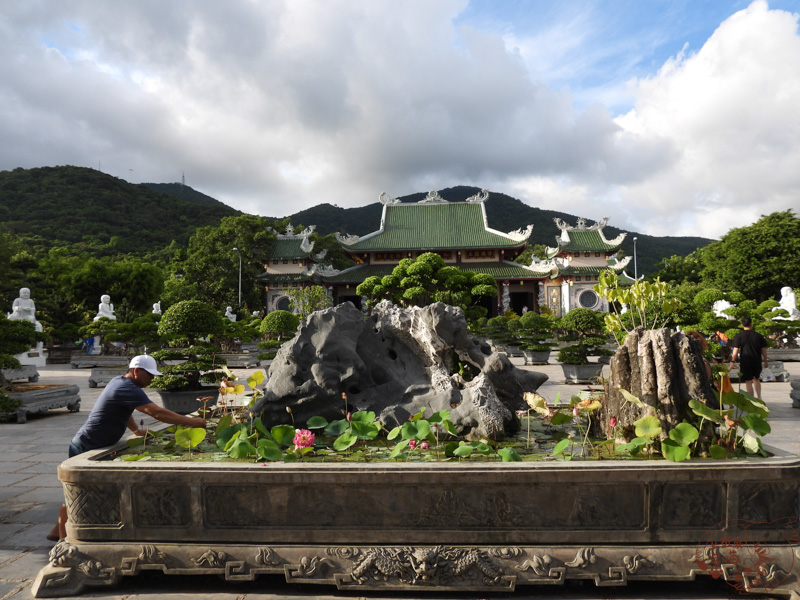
[320,261,545,284]
[267,238,313,260]
[560,230,620,252]
[343,203,528,252]
[320,264,395,283]
[257,272,315,284]
[459,261,546,279]
[558,265,613,276]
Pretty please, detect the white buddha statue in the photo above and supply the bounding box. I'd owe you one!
[152,301,162,315]
[777,287,800,320]
[94,295,117,321]
[224,306,236,322]
[712,299,735,320]
[8,287,36,323]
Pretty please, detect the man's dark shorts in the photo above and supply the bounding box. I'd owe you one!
[739,361,762,382]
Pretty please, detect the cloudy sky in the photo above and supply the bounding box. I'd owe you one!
[2,0,799,239]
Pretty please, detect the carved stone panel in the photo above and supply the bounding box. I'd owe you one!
[64,483,121,526]
[661,483,725,528]
[133,485,191,527]
[204,485,272,527]
[739,482,800,525]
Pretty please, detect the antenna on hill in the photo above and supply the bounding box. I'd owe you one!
[182,172,186,187]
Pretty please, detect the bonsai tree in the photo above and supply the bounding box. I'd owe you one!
[556,308,612,365]
[150,300,226,392]
[518,311,557,353]
[259,310,300,341]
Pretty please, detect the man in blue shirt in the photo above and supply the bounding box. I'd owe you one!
[50,355,206,541]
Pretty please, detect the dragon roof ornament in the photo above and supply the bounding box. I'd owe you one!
[554,217,610,232]
[379,192,400,205]
[336,232,361,246]
[418,190,448,204]
[268,224,316,240]
[465,189,489,203]
[506,224,533,242]
[310,263,341,277]
[526,255,572,274]
[314,249,328,261]
[609,255,632,271]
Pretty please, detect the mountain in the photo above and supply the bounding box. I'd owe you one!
[286,186,712,275]
[0,166,240,254]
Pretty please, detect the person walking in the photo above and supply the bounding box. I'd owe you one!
[729,316,768,400]
[49,354,206,541]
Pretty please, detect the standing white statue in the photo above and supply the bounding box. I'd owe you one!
[94,295,116,321]
[8,287,37,323]
[7,287,45,364]
[224,306,236,322]
[152,301,162,315]
[712,299,735,320]
[777,287,800,320]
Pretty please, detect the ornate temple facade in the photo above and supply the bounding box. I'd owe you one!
[257,225,329,313]
[258,192,634,317]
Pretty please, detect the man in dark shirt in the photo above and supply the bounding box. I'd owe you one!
[50,355,206,541]
[729,316,768,400]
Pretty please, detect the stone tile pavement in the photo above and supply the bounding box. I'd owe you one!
[2,359,799,600]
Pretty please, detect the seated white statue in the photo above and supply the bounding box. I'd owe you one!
[94,294,116,321]
[777,287,800,320]
[8,287,37,323]
[224,306,236,322]
[712,299,735,320]
[152,301,162,315]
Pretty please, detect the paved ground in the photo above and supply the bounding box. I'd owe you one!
[2,358,799,600]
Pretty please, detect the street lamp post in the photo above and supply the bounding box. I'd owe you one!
[233,247,242,307]
[633,237,638,280]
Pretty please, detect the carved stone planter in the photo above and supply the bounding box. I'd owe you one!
[768,348,800,362]
[6,384,81,423]
[560,362,605,383]
[1,364,39,383]
[70,356,129,369]
[522,350,551,365]
[154,388,216,415]
[88,367,128,388]
[32,444,800,598]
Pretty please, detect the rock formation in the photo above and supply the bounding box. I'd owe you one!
[251,301,548,439]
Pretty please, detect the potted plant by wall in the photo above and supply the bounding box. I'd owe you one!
[556,307,612,383]
[149,300,226,415]
[518,311,557,365]
[0,315,80,422]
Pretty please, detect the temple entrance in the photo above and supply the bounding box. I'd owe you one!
[510,292,533,316]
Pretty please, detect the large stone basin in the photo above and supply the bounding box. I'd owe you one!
[33,442,800,598]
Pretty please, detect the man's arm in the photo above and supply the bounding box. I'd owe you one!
[136,403,206,428]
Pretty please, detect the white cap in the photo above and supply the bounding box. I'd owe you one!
[129,355,162,376]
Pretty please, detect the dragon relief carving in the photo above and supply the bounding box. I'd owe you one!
[255,547,286,566]
[344,546,507,586]
[48,541,115,582]
[623,554,656,574]
[192,549,228,568]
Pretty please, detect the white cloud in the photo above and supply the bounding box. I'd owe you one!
[0,1,798,239]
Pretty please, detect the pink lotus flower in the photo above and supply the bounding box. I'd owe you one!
[293,429,315,449]
[609,416,618,427]
[420,441,430,450]
[572,406,580,417]
[408,440,417,450]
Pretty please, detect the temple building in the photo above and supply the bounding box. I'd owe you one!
[258,192,634,317]
[258,225,329,313]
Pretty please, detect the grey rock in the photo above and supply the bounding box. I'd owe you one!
[251,301,547,439]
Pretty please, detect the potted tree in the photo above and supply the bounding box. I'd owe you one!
[518,311,557,365]
[0,315,80,422]
[556,307,612,383]
[149,300,226,414]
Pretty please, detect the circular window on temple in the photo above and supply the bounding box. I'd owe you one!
[276,296,291,311]
[579,289,599,309]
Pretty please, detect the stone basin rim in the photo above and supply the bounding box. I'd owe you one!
[60,440,797,475]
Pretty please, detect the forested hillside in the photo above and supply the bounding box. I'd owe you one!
[289,186,712,275]
[0,166,239,254]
